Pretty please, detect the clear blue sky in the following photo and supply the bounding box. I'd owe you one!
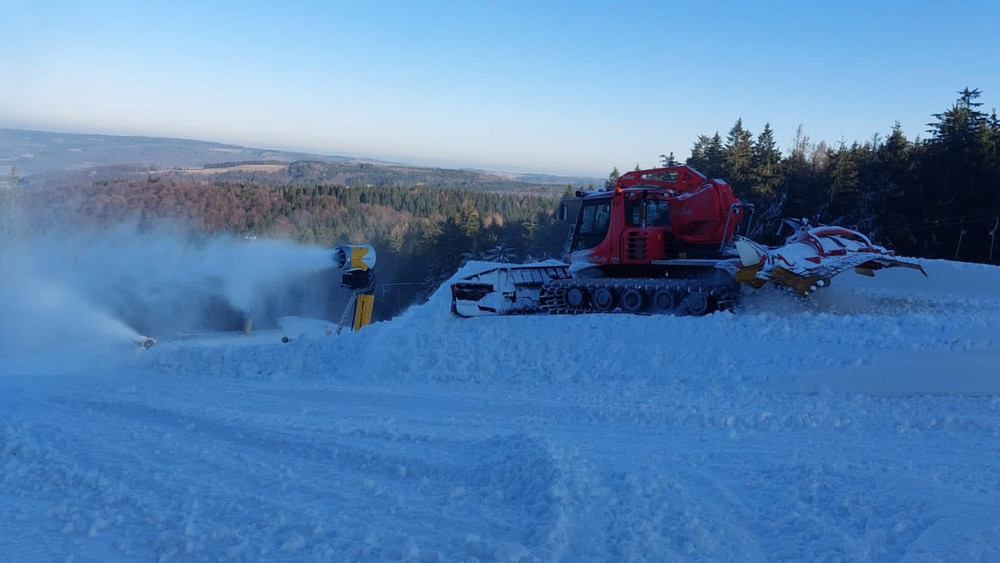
[3,0,999,177]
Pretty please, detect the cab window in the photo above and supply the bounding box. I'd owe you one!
[573,199,611,250]
[646,199,670,226]
[624,198,670,227]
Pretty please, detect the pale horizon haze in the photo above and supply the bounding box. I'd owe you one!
[3,0,999,177]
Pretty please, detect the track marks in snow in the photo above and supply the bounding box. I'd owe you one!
[4,384,600,561]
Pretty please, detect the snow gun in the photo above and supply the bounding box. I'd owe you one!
[333,244,377,333]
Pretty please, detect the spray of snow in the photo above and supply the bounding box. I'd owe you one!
[207,238,335,312]
[0,277,141,354]
[0,223,336,367]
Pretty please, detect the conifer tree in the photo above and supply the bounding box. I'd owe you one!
[927,87,989,149]
[826,142,861,223]
[658,152,678,167]
[924,87,998,259]
[750,123,782,200]
[521,212,539,247]
[687,135,711,172]
[859,122,914,241]
[688,133,726,177]
[703,132,725,178]
[724,119,754,195]
[781,125,821,221]
[604,167,620,190]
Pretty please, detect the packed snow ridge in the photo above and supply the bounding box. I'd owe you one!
[3,246,1000,561]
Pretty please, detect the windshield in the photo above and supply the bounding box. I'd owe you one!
[573,199,611,250]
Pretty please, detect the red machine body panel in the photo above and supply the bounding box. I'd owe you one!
[566,165,745,270]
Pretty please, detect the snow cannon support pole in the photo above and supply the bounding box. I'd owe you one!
[242,309,253,336]
[333,245,377,334]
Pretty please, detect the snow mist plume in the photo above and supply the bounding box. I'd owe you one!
[1,223,339,360]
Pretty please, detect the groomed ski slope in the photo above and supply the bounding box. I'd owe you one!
[3,258,1000,561]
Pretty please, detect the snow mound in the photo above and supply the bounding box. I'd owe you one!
[128,257,1000,394]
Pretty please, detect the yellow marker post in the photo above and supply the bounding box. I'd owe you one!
[352,293,375,331]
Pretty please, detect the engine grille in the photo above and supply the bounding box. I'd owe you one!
[626,233,647,260]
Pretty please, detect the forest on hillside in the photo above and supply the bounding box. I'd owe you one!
[180,161,571,195]
[8,176,568,317]
[2,88,998,318]
[677,88,1000,264]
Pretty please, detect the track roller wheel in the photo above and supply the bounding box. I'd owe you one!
[619,287,646,313]
[591,286,616,312]
[650,289,677,313]
[680,292,710,316]
[566,287,587,308]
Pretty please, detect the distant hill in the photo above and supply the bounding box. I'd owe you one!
[0,128,361,177]
[151,161,572,195]
[0,128,600,193]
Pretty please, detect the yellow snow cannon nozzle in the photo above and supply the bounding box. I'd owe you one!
[333,244,376,272]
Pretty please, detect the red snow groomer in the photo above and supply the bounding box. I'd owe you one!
[451,165,925,317]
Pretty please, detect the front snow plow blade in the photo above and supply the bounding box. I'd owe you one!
[732,223,926,297]
[451,265,571,317]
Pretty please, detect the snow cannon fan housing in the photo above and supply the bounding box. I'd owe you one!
[333,244,377,271]
[333,244,376,290]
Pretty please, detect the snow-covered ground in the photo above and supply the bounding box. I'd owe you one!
[3,249,1000,561]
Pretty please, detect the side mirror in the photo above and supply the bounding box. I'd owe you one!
[557,199,580,224]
